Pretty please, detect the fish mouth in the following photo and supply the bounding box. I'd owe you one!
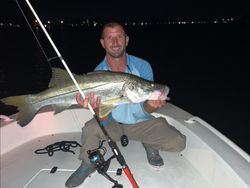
[160,87,170,99]
[148,87,169,100]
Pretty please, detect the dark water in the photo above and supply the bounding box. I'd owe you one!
[1,23,250,154]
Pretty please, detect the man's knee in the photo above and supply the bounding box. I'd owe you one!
[156,117,168,125]
[173,134,186,152]
[160,134,186,152]
[82,118,98,131]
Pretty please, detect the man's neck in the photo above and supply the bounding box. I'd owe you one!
[106,54,127,72]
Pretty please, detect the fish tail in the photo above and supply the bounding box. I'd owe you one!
[1,95,37,127]
[17,104,38,127]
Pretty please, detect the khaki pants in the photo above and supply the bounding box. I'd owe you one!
[79,117,186,163]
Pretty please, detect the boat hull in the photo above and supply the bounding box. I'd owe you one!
[1,103,250,188]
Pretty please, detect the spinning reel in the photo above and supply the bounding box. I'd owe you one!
[87,140,123,188]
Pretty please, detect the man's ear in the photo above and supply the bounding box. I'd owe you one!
[126,36,129,46]
[100,38,105,48]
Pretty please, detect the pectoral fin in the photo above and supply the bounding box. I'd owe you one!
[102,96,129,106]
[98,96,130,118]
[99,104,114,118]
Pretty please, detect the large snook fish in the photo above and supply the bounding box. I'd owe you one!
[1,67,169,127]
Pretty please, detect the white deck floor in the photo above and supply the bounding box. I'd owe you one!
[1,132,211,188]
[2,104,250,188]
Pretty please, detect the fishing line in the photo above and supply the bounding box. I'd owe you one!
[15,0,55,70]
[16,0,85,129]
[23,1,139,187]
[24,0,95,115]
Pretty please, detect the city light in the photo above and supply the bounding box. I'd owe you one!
[0,17,248,28]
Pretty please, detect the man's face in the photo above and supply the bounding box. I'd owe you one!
[100,25,129,58]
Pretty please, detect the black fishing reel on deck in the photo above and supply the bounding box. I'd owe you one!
[87,140,123,188]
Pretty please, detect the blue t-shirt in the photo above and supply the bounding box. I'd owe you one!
[95,53,154,125]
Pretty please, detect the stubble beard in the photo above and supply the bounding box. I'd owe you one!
[108,46,126,58]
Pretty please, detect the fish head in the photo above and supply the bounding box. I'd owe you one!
[123,77,170,103]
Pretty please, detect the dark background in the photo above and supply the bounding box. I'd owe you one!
[1,0,250,20]
[1,0,250,154]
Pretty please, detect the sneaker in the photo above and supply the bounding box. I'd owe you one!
[65,161,96,187]
[143,143,164,168]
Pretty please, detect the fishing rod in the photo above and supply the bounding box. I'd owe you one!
[22,0,139,187]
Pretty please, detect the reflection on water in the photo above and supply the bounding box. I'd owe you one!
[0,23,250,153]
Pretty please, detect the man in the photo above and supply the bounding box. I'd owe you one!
[65,22,186,187]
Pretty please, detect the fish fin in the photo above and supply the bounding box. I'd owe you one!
[99,104,114,118]
[49,67,78,87]
[1,95,39,127]
[16,103,39,127]
[98,96,129,117]
[102,96,128,106]
[1,95,29,108]
[53,104,71,114]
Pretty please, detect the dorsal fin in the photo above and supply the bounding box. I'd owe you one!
[49,67,80,87]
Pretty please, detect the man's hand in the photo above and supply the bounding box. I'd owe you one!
[76,92,110,121]
[76,92,101,110]
[144,99,166,113]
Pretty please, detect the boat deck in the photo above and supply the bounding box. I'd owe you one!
[2,104,250,188]
[1,132,211,188]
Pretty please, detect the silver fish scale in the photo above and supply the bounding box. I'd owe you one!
[27,71,168,107]
[83,82,125,101]
[30,72,128,105]
[1,69,169,127]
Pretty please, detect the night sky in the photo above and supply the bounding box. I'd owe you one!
[1,0,250,154]
[1,0,250,21]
